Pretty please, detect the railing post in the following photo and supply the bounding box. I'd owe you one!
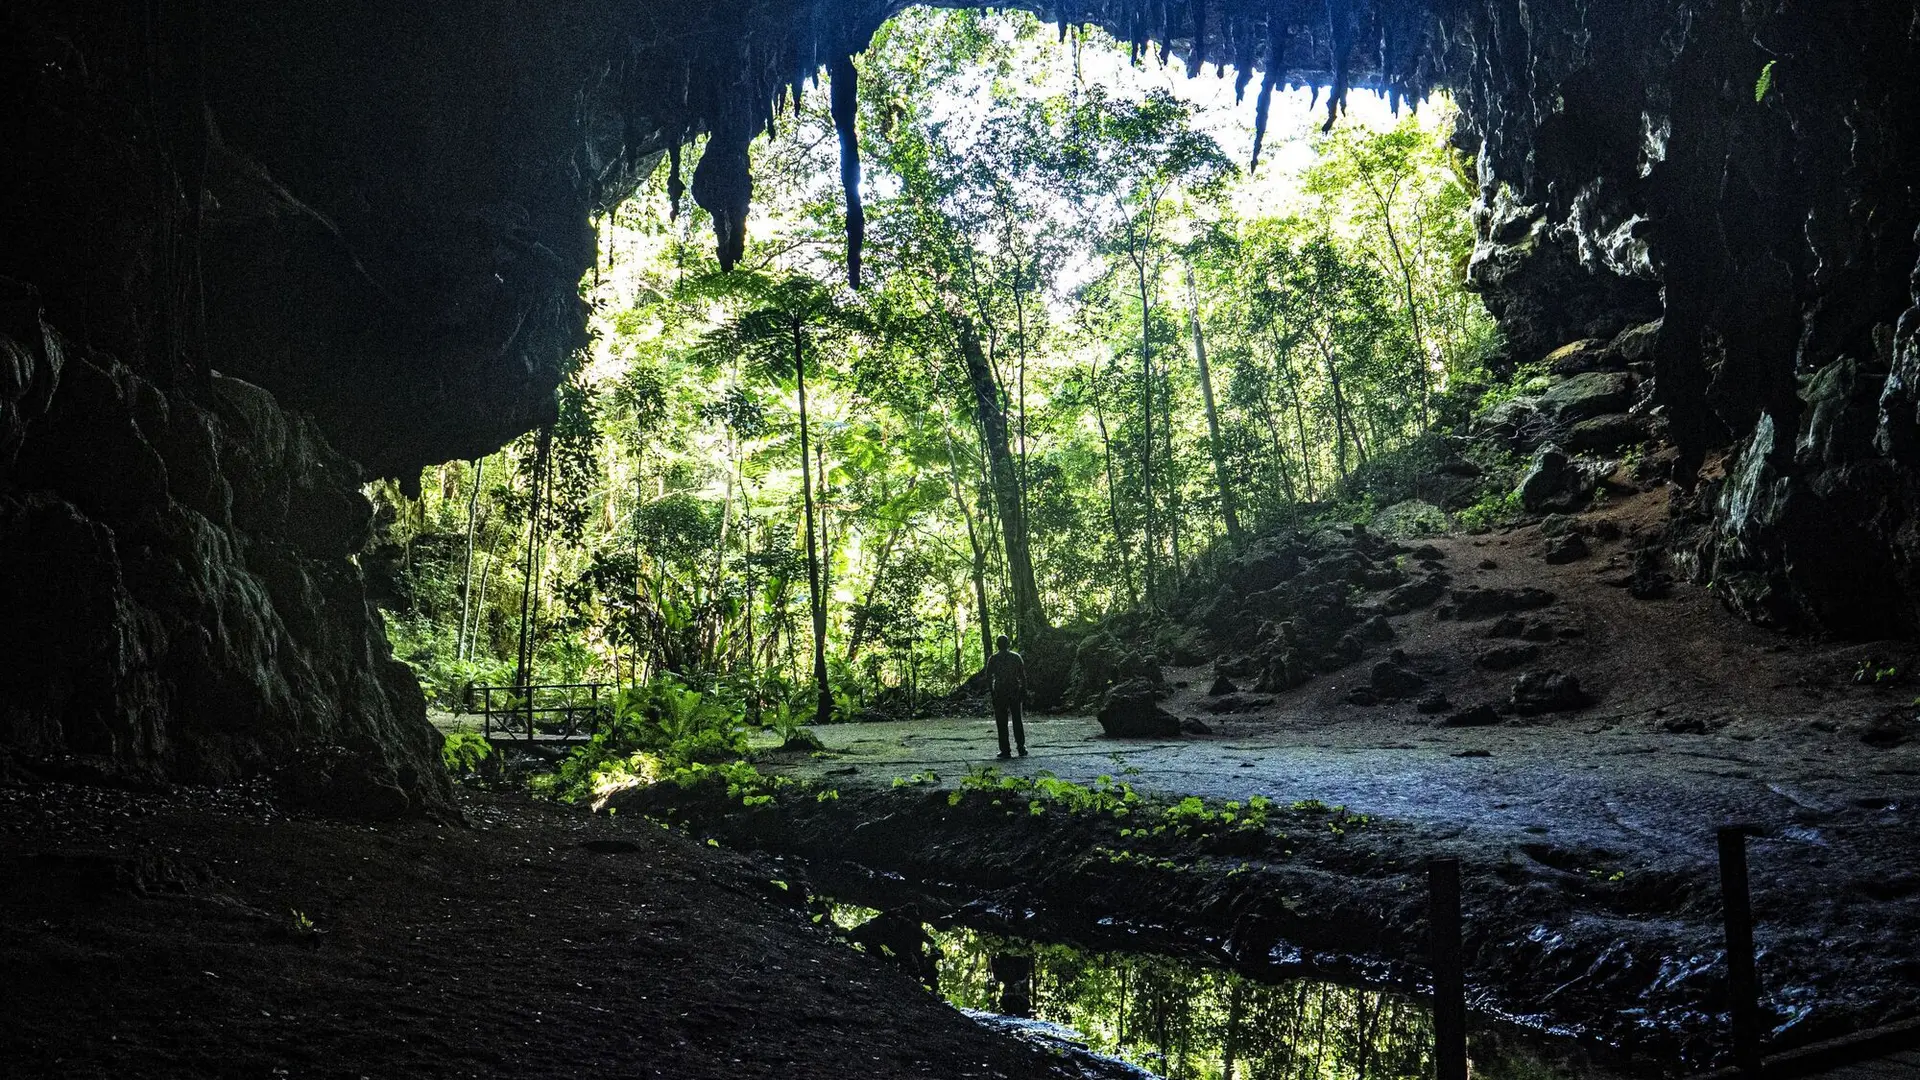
[1430,857,1468,1080]
[1719,825,1764,1078]
[482,686,492,739]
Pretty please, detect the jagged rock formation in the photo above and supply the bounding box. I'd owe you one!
[4,0,1920,793]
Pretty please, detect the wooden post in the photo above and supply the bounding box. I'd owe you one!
[1719,825,1764,1078]
[482,686,493,739]
[1430,858,1468,1080]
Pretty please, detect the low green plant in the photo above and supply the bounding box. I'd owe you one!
[441,731,493,775]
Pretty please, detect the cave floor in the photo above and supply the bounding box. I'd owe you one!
[0,785,1077,1080]
[734,493,1920,1055]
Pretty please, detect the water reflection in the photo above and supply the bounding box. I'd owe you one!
[935,923,1433,1080]
[830,903,1599,1080]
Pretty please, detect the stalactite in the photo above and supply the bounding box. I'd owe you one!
[1188,0,1208,77]
[1250,14,1289,171]
[1232,8,1255,101]
[829,52,865,290]
[1323,0,1353,133]
[666,142,684,221]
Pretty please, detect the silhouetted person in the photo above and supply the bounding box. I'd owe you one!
[990,953,1035,1017]
[986,634,1027,759]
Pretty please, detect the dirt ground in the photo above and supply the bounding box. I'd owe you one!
[0,783,1079,1080]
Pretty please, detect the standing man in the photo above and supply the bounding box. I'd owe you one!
[986,634,1027,759]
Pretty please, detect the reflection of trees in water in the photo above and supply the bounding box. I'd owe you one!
[932,926,1435,1080]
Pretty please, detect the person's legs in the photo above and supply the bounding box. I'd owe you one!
[1011,700,1026,754]
[993,699,1012,757]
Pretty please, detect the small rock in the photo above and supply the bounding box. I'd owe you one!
[1452,748,1493,758]
[1518,445,1597,513]
[1484,616,1526,639]
[1477,644,1541,670]
[1477,558,1498,570]
[1520,622,1558,643]
[1370,661,1427,699]
[1629,549,1672,600]
[1207,674,1239,697]
[1416,693,1453,714]
[1543,534,1590,564]
[1511,670,1590,715]
[1203,694,1250,715]
[1179,717,1213,736]
[1347,688,1381,706]
[1442,704,1504,727]
[1384,574,1449,614]
[1360,615,1395,642]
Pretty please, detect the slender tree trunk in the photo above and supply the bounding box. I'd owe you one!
[1089,367,1138,606]
[513,428,552,706]
[956,316,1045,640]
[1132,242,1158,607]
[468,523,501,665]
[1318,336,1366,478]
[1185,267,1243,545]
[455,457,485,662]
[944,427,993,668]
[1375,182,1432,429]
[793,316,832,725]
[1222,982,1244,1080]
[846,478,917,663]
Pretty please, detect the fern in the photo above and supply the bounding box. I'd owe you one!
[1755,60,1776,103]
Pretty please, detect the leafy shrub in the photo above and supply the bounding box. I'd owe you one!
[441,731,493,775]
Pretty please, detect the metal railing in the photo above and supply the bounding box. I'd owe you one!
[474,682,611,742]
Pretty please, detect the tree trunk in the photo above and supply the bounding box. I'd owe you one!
[455,457,485,662]
[1133,245,1158,607]
[956,316,1046,641]
[1089,366,1138,607]
[1185,267,1243,545]
[944,427,994,668]
[793,316,832,725]
[513,428,552,704]
[846,478,917,663]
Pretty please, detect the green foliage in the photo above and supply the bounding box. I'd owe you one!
[1755,60,1777,102]
[441,731,493,775]
[367,8,1502,727]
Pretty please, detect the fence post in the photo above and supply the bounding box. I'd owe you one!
[1430,857,1468,1080]
[482,686,492,739]
[1719,825,1764,1078]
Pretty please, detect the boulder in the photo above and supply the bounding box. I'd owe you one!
[1542,338,1616,376]
[1179,717,1213,736]
[1206,674,1238,696]
[1370,661,1427,699]
[1384,574,1449,614]
[1096,680,1181,738]
[1562,414,1645,453]
[1543,533,1590,564]
[1416,692,1454,714]
[1517,445,1596,513]
[1537,371,1636,425]
[1511,671,1590,715]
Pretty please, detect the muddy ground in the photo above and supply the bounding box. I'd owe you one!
[628,489,1920,1070]
[0,782,1081,1080]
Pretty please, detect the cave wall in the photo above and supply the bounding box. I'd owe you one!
[5,0,1920,795]
[1437,0,1920,634]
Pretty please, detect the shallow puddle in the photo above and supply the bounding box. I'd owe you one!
[829,904,1615,1080]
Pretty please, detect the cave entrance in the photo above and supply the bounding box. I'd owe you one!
[378,6,1492,754]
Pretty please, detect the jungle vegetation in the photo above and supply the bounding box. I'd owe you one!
[374,8,1498,730]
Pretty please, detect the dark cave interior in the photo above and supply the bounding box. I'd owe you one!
[3,4,1920,1073]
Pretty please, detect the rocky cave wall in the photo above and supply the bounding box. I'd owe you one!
[3,0,1919,800]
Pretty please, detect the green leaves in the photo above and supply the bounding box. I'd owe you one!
[1755,60,1777,103]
